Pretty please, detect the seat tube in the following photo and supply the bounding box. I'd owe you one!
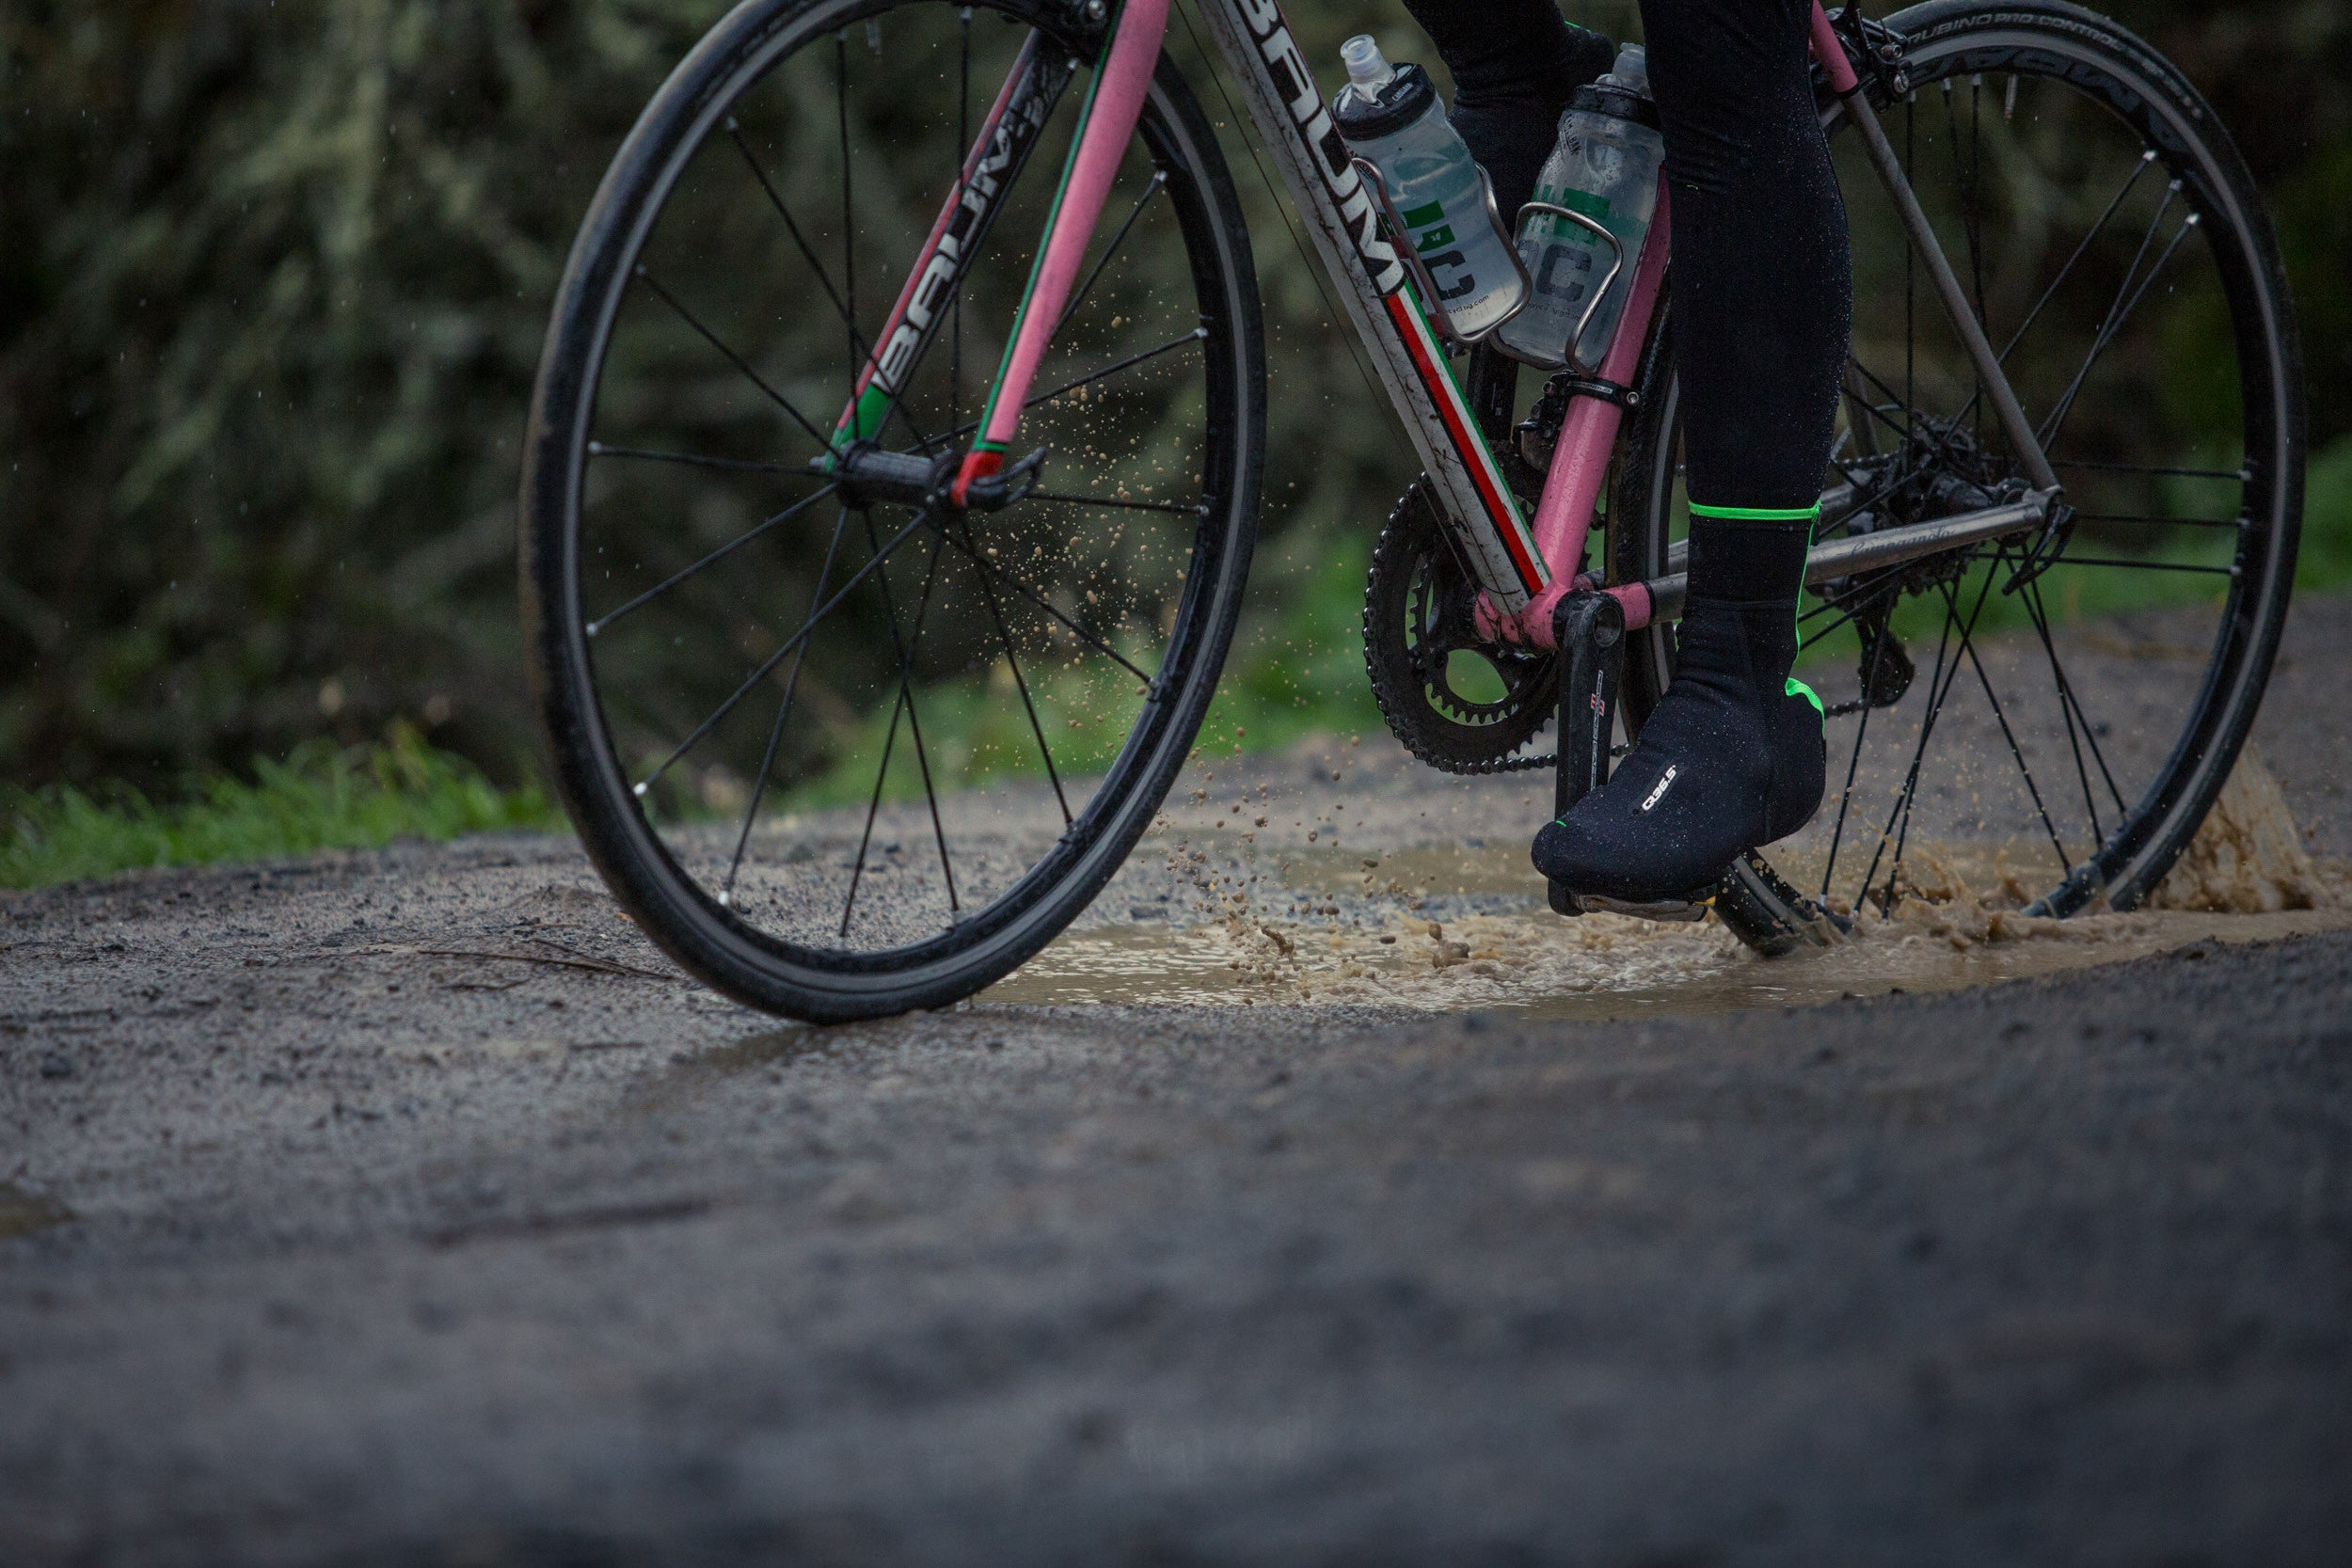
[1486,180,1673,648]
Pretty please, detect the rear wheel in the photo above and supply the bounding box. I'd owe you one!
[1614,0,2303,949]
[521,0,1264,1020]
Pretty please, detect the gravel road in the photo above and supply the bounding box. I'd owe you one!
[5,599,2351,1566]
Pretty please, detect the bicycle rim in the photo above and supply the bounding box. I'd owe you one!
[1615,0,2303,941]
[520,0,1264,1019]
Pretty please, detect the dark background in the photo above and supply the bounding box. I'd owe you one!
[3,0,2345,794]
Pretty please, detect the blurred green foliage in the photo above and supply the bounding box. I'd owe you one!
[0,721,552,887]
[2,0,2346,804]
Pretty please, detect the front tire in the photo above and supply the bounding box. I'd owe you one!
[521,0,1265,1020]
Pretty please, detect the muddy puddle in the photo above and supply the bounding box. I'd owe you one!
[985,751,2349,1019]
[983,895,2350,1020]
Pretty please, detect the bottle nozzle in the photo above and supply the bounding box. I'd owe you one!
[1340,35,1396,95]
[1607,42,1650,96]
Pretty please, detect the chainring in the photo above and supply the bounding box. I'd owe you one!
[1362,480,1558,775]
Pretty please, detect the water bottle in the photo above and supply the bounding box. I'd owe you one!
[1493,44,1664,371]
[1331,36,1527,341]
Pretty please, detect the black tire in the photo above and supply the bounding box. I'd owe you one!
[1613,0,2302,950]
[521,0,1263,1021]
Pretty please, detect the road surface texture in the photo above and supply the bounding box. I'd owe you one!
[5,598,2352,1566]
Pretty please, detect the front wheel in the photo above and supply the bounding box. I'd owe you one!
[1614,0,2303,950]
[520,0,1265,1020]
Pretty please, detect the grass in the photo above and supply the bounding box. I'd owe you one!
[0,722,554,890]
[2297,435,2352,590]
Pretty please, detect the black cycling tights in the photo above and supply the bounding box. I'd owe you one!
[1403,0,1851,511]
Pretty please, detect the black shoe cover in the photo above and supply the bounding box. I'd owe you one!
[1533,595,1825,903]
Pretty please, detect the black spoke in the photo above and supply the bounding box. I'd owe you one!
[1946,567,2073,874]
[837,35,859,401]
[635,266,833,452]
[839,691,909,939]
[2069,513,2245,531]
[936,525,1156,687]
[868,513,961,913]
[1055,170,1168,337]
[839,517,960,936]
[631,507,932,796]
[1969,74,1988,426]
[588,483,839,638]
[1845,357,1916,442]
[2038,194,2197,450]
[727,116,931,453]
[1797,571,1910,657]
[928,327,1211,451]
[1853,573,1973,910]
[1030,326,1208,410]
[1844,375,1886,457]
[2042,555,2234,576]
[1027,489,1209,517]
[1883,566,2004,900]
[728,118,857,345]
[1799,575,1907,655]
[1905,96,1916,421]
[1996,150,2156,364]
[2016,571,2111,847]
[1820,606,1897,900]
[1944,76,1990,427]
[951,7,971,442]
[1170,0,1390,410]
[2053,457,2247,482]
[723,502,856,901]
[2026,573,2129,818]
[587,442,819,477]
[955,514,1072,825]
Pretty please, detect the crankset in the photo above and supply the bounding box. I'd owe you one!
[1363,479,1558,774]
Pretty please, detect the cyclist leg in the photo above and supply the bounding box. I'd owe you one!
[1533,0,1851,902]
[1401,0,1615,221]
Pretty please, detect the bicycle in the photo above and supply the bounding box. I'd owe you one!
[520,0,2303,1019]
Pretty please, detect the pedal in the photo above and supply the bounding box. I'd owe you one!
[1553,887,1717,924]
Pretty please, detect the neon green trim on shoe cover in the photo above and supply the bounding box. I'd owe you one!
[1788,521,1824,718]
[1687,500,1825,715]
[1688,501,1824,522]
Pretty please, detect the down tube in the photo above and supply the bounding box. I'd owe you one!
[1188,0,1546,609]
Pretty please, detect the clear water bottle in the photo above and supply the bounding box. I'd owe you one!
[1493,44,1664,371]
[1332,36,1527,341]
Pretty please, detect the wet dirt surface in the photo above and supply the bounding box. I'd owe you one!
[5,600,2352,1565]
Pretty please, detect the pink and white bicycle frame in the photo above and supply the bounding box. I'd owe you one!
[832,0,2058,651]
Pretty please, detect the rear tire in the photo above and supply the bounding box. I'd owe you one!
[1614,0,2301,952]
